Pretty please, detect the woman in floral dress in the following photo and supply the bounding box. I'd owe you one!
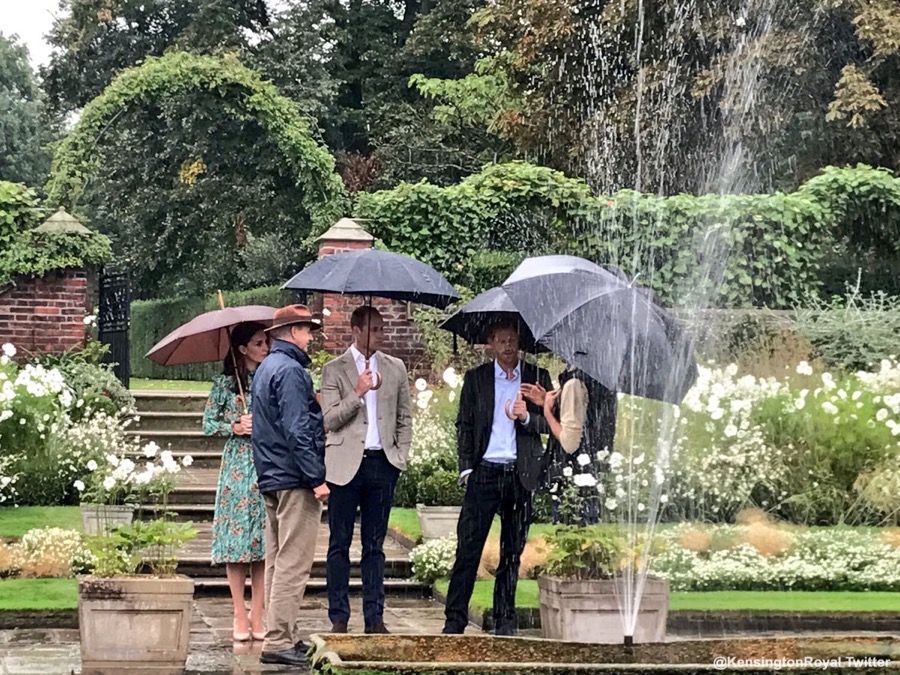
[203,321,269,641]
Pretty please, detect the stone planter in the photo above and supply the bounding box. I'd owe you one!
[78,575,194,672]
[80,504,135,535]
[538,575,669,644]
[416,504,462,541]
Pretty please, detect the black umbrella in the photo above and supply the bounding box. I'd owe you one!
[282,248,460,309]
[502,256,698,404]
[439,287,548,353]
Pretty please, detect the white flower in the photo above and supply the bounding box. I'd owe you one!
[724,424,738,438]
[821,401,839,416]
[142,442,160,458]
[182,455,194,467]
[604,497,618,510]
[1,344,16,358]
[735,15,747,27]
[710,408,724,421]
[73,480,85,492]
[796,361,813,376]
[576,453,591,467]
[633,453,645,466]
[562,467,573,477]
[794,397,806,410]
[105,453,119,467]
[660,494,669,504]
[573,473,597,487]
[86,460,98,472]
[448,391,456,403]
[876,408,889,422]
[415,378,428,392]
[416,398,428,410]
[637,503,645,512]
[102,476,116,491]
[441,367,459,389]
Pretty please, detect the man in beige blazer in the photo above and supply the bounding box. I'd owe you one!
[321,306,412,634]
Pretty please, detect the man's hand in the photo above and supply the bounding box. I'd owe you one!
[543,389,560,416]
[512,392,528,422]
[313,483,330,502]
[520,383,547,407]
[354,369,376,398]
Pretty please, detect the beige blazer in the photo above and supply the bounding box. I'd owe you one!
[321,348,413,486]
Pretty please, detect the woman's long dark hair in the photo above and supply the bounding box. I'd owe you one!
[223,322,267,393]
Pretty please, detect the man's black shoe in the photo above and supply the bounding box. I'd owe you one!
[260,647,309,666]
[364,623,390,634]
[442,626,464,635]
[494,625,517,637]
[330,622,348,633]
[294,640,310,653]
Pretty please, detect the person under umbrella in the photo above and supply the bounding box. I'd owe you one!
[202,322,269,642]
[442,318,552,637]
[283,246,457,637]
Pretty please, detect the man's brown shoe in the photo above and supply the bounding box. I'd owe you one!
[365,623,390,634]
[331,622,348,633]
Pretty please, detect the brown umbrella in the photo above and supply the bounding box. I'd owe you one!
[145,305,276,366]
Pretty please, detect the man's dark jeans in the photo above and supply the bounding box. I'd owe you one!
[443,462,532,635]
[326,452,400,627]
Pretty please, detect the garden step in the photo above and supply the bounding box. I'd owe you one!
[125,430,225,454]
[193,578,430,598]
[132,391,209,413]
[175,556,412,578]
[126,448,222,469]
[134,411,204,432]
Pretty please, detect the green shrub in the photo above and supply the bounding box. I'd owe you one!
[795,283,900,372]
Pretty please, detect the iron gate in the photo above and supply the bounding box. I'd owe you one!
[98,271,131,388]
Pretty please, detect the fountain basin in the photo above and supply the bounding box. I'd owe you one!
[309,633,899,673]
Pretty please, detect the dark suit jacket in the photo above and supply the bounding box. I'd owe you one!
[456,360,553,492]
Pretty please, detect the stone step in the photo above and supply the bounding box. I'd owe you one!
[193,578,430,598]
[137,501,331,522]
[134,411,205,432]
[133,391,209,413]
[126,430,225,454]
[175,556,413,578]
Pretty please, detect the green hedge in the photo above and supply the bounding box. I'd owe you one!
[130,285,292,380]
[355,162,900,308]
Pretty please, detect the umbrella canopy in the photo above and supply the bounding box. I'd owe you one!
[146,305,276,366]
[282,248,460,309]
[439,287,548,353]
[502,256,698,404]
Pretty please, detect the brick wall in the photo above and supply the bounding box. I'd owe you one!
[313,238,426,372]
[0,271,91,354]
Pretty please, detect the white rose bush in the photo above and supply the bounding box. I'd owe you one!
[409,535,458,584]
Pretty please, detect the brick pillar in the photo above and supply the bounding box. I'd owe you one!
[314,218,426,371]
[0,271,91,354]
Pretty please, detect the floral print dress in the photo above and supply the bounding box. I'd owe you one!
[203,374,265,564]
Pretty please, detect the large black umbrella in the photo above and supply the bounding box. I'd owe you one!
[439,287,548,353]
[282,248,460,309]
[502,256,698,404]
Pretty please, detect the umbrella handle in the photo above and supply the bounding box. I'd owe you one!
[366,359,383,390]
[218,289,249,415]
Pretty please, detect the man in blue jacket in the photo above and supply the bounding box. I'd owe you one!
[252,304,330,667]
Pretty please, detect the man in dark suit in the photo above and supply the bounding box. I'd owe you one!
[442,320,552,636]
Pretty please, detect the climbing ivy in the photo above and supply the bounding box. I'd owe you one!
[46,51,347,243]
[0,181,111,287]
[355,162,900,308]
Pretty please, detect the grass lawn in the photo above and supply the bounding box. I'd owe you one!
[0,578,78,610]
[0,506,82,538]
[131,378,211,392]
[435,579,900,614]
[389,508,422,542]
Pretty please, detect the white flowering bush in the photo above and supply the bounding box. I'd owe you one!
[409,535,457,583]
[395,369,463,507]
[11,527,94,578]
[76,443,192,506]
[653,524,900,592]
[0,341,140,505]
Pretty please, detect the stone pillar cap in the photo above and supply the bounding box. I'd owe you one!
[34,208,93,234]
[316,217,374,243]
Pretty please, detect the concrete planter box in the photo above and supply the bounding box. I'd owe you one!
[416,504,461,541]
[78,575,194,672]
[538,575,668,644]
[80,504,135,535]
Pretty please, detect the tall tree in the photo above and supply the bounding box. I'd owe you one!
[0,34,57,186]
[41,0,270,113]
